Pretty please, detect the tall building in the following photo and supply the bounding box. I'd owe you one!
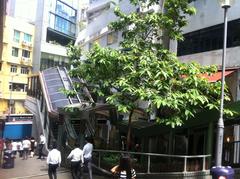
[0,15,35,115]
[33,0,80,72]
[177,0,240,101]
[76,0,136,50]
[0,0,80,116]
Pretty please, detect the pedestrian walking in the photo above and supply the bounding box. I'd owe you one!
[11,140,18,156]
[111,155,136,179]
[17,139,23,157]
[30,137,37,157]
[46,142,61,179]
[22,137,31,160]
[83,137,93,179]
[67,142,84,179]
[38,133,46,159]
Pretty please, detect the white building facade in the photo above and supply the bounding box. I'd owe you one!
[76,0,136,51]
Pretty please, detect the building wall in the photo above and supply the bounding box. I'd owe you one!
[0,0,7,60]
[0,16,35,115]
[76,0,135,51]
[6,0,37,23]
[184,0,240,33]
[33,0,79,72]
[179,46,240,67]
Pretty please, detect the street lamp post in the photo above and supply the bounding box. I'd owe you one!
[215,0,233,167]
[211,1,235,177]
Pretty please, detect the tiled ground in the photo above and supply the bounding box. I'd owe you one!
[0,154,107,179]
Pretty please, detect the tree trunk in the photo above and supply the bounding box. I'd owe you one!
[126,110,134,151]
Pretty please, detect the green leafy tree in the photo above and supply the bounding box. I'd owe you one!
[67,0,231,150]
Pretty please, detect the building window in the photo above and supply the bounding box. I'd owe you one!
[9,82,27,92]
[20,67,29,74]
[178,18,240,56]
[55,0,76,23]
[0,63,2,71]
[48,0,76,37]
[40,52,69,70]
[10,65,17,73]
[89,38,100,50]
[23,33,32,42]
[107,31,118,45]
[22,50,30,58]
[54,16,76,36]
[13,30,20,43]
[12,47,19,57]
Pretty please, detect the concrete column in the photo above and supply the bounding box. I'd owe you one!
[207,122,213,167]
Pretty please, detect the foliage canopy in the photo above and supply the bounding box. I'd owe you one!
[67,0,231,128]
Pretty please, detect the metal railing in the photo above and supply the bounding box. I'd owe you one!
[223,140,240,167]
[93,149,211,174]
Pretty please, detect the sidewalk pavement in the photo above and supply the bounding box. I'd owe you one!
[0,155,107,179]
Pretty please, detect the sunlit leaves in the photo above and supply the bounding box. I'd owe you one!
[66,0,232,128]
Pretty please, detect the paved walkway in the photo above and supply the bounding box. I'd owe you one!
[0,155,107,179]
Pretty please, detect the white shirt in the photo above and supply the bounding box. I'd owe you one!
[22,139,31,149]
[83,143,93,159]
[17,142,23,150]
[40,135,46,144]
[47,149,61,165]
[67,148,84,162]
[12,141,18,151]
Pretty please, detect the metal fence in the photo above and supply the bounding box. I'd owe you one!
[223,140,240,167]
[93,149,211,174]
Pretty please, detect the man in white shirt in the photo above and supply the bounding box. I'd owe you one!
[83,137,93,179]
[22,137,31,160]
[38,133,46,159]
[47,142,61,179]
[67,142,84,179]
[11,140,18,155]
[17,140,23,157]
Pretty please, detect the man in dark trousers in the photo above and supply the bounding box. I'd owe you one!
[46,142,61,179]
[38,133,46,159]
[83,137,93,179]
[67,142,84,179]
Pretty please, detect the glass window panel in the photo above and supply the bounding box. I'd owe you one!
[22,50,30,58]
[9,83,27,92]
[107,31,118,45]
[20,67,29,74]
[24,33,32,42]
[56,0,76,23]
[13,30,20,43]
[12,47,19,57]
[55,16,76,36]
[10,65,17,73]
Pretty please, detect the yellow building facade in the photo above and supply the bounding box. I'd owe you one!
[0,16,34,116]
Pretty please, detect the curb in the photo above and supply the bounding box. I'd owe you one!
[9,170,70,179]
